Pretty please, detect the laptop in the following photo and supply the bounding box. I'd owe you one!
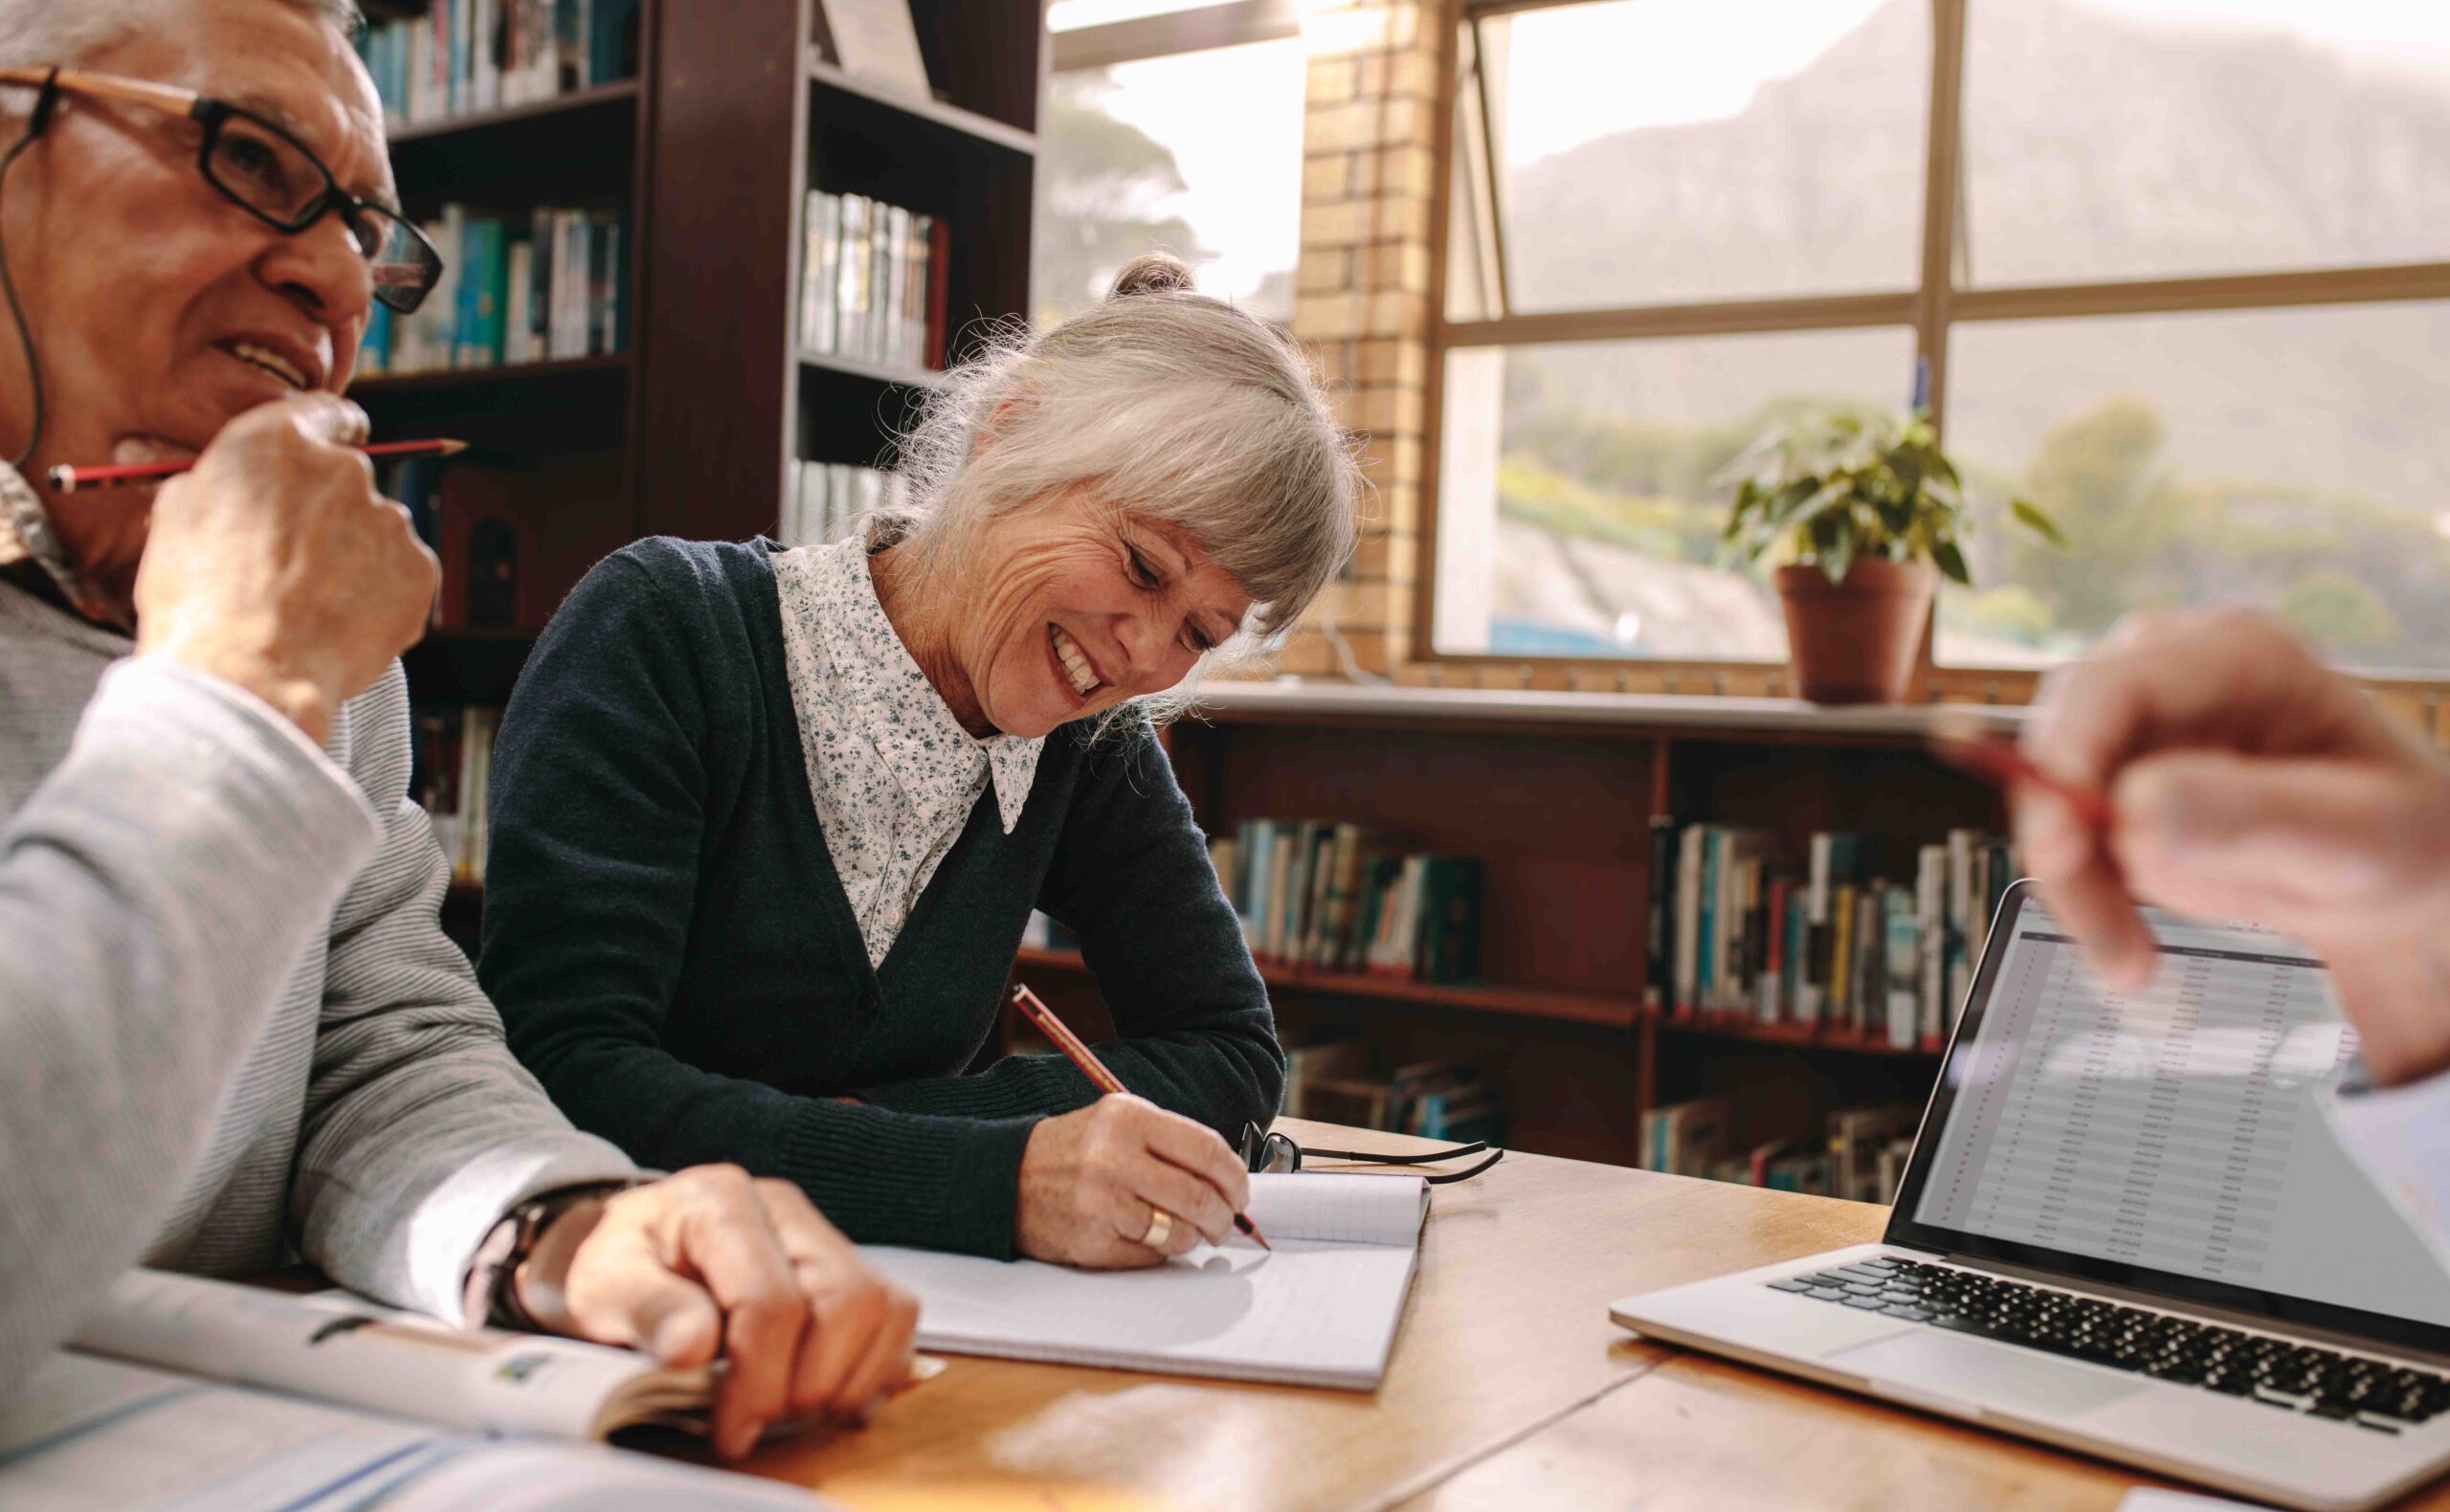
[1612,879,2450,1512]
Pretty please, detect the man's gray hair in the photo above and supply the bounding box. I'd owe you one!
[877,252,1363,723]
[0,0,363,71]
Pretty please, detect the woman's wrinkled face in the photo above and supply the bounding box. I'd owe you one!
[952,489,1251,740]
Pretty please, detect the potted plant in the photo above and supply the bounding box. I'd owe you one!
[1718,408,2063,704]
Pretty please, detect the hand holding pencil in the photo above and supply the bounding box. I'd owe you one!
[1010,983,1270,1268]
[1996,608,2450,1085]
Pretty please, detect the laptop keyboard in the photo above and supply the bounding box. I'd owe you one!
[1773,1256,2450,1434]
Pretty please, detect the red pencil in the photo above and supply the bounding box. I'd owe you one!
[1926,709,2114,830]
[1010,982,1272,1252]
[47,436,469,493]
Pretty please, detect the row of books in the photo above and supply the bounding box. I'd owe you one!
[1210,820,1485,986]
[799,192,948,373]
[359,0,638,126]
[362,205,626,376]
[1285,1041,1504,1146]
[1646,821,2017,1052]
[1643,1098,1922,1205]
[780,462,902,548]
[413,704,501,886]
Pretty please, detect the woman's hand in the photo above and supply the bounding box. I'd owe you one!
[1015,1094,1253,1268]
[2015,608,2450,1085]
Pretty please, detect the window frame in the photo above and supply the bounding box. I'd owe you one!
[1419,0,2450,700]
[1050,0,1299,71]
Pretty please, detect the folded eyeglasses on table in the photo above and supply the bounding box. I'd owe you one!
[1240,1123,1504,1185]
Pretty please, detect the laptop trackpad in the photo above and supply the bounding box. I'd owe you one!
[1830,1330,2150,1419]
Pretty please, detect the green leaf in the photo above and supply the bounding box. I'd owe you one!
[1785,477,1854,528]
[1931,539,1972,586]
[1821,519,1858,585]
[2010,496,2069,547]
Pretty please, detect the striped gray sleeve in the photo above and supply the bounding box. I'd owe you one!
[0,658,378,1400]
[291,663,636,1323]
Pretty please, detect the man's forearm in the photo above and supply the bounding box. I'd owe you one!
[0,659,377,1397]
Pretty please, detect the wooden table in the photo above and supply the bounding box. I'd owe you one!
[727,1120,2450,1512]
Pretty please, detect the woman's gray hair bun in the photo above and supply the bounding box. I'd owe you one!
[1108,252,1197,300]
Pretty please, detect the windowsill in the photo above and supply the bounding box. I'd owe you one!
[1188,675,2025,738]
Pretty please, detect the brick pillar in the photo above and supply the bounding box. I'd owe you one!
[1274,0,1444,678]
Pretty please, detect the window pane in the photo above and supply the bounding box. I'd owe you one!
[1458,0,1927,318]
[1036,42,1303,323]
[1964,2,2450,284]
[1435,328,1919,660]
[1937,302,2450,673]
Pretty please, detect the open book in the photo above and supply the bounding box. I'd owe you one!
[0,1269,918,1511]
[71,1268,716,1442]
[863,1171,1433,1390]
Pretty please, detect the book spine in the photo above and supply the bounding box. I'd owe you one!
[884,206,911,368]
[1696,828,1719,1012]
[1854,877,1882,1033]
[1782,887,1807,1016]
[1760,874,1787,1024]
[1672,826,1701,1017]
[1645,815,1675,1015]
[924,214,950,369]
[1800,832,1830,1025]
[837,195,867,362]
[1886,883,1920,1052]
[906,214,931,368]
[1918,844,1948,1051]
[867,202,891,362]
[1946,828,1975,1029]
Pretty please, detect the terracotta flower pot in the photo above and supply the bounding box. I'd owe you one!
[1773,558,1935,705]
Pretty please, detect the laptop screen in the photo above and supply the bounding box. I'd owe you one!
[1885,881,2450,1355]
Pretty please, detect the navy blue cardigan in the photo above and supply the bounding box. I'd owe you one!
[479,538,1284,1257]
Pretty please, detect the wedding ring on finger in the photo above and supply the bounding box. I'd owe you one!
[1139,1207,1174,1251]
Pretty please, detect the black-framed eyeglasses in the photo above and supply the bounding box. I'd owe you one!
[0,66,443,314]
[1241,1123,1505,1186]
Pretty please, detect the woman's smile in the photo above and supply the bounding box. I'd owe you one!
[1048,622,1106,702]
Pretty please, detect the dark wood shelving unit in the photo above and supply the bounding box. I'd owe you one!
[1013,683,2010,1170]
[807,56,1036,157]
[797,348,953,391]
[392,2,1047,949]
[387,78,639,146]
[352,352,633,399]
[625,1,1042,530]
[1648,1009,1942,1059]
[373,0,1044,692]
[1015,946,1639,1030]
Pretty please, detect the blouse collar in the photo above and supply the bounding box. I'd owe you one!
[809,538,1042,835]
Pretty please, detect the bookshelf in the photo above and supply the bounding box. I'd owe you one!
[1007,682,2016,1172]
[381,0,1047,937]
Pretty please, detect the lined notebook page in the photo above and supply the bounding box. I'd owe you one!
[1244,1173,1429,1245]
[860,1175,1432,1390]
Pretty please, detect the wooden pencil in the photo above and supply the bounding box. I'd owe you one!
[1010,982,1271,1252]
[48,436,469,492]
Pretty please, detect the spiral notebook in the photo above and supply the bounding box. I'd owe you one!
[862,1172,1431,1390]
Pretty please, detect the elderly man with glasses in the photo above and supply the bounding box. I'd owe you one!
[0,0,917,1461]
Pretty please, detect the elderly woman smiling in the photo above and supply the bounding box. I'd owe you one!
[481,256,1359,1268]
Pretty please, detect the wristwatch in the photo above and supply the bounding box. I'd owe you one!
[461,1178,647,1331]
